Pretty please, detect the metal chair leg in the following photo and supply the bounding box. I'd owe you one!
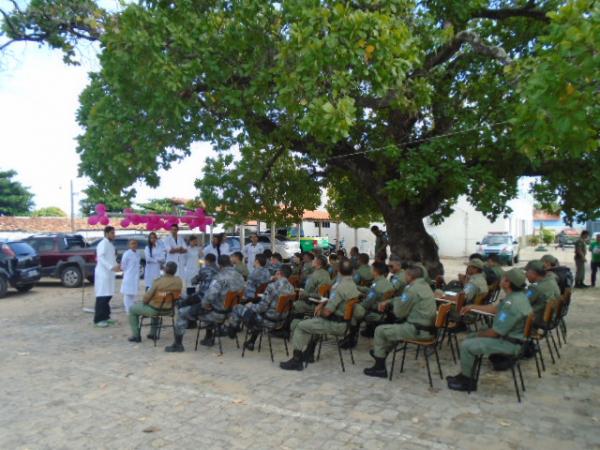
[258,331,263,353]
[510,365,521,403]
[337,339,345,372]
[399,342,408,373]
[533,345,542,378]
[448,335,457,363]
[317,336,323,361]
[415,345,420,360]
[517,362,526,391]
[194,326,202,351]
[217,326,223,355]
[545,334,556,364]
[536,340,546,371]
[550,332,560,358]
[283,337,289,356]
[389,346,398,381]
[433,345,443,379]
[453,334,461,358]
[267,333,274,363]
[241,328,250,358]
[423,346,433,388]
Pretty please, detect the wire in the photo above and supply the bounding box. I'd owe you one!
[327,120,511,161]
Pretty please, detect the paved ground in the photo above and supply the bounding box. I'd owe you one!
[1,247,599,450]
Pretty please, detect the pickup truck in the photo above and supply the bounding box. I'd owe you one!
[21,234,96,287]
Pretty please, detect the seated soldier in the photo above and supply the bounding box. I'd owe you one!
[290,255,331,333]
[363,265,437,378]
[445,258,488,304]
[328,253,339,280]
[525,260,561,327]
[447,268,532,391]
[263,249,273,273]
[340,262,394,348]
[388,255,407,294]
[541,254,573,295]
[280,259,360,371]
[353,253,374,286]
[244,254,271,300]
[231,251,249,279]
[165,255,245,352]
[269,252,283,277]
[300,252,315,286]
[227,265,294,350]
[127,261,183,343]
[290,253,302,276]
[182,253,219,329]
[486,254,504,282]
[349,246,360,270]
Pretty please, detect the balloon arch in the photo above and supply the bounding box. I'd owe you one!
[87,203,214,232]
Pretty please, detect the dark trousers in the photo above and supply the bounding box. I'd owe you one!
[94,296,112,323]
[186,287,196,296]
[591,262,600,287]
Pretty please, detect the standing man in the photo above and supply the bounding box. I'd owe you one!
[94,226,120,327]
[244,233,264,272]
[574,230,590,288]
[204,234,231,262]
[120,239,141,314]
[589,234,600,287]
[371,225,388,262]
[162,224,187,278]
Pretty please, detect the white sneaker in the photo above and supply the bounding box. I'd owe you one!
[95,321,109,328]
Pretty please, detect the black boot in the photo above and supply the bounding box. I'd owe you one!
[447,373,477,391]
[200,328,215,347]
[303,340,317,363]
[165,334,184,352]
[339,327,358,349]
[360,323,376,338]
[363,356,388,378]
[280,350,304,371]
[227,324,241,339]
[244,331,259,351]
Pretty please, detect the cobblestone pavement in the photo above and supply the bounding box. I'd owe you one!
[1,248,599,450]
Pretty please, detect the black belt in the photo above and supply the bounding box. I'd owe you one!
[500,336,524,345]
[325,315,345,323]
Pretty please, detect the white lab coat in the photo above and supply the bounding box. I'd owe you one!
[144,242,165,289]
[244,242,265,269]
[183,246,202,287]
[204,242,231,262]
[162,235,187,276]
[120,249,141,295]
[94,238,117,297]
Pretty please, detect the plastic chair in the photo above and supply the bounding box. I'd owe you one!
[318,284,332,298]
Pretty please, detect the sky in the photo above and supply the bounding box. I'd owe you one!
[0,35,214,216]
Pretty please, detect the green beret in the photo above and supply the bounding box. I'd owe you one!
[525,260,545,273]
[468,258,485,270]
[540,254,558,266]
[504,268,526,288]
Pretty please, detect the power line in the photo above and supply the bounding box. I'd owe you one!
[327,120,512,161]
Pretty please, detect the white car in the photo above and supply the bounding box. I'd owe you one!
[248,235,301,260]
[476,233,520,266]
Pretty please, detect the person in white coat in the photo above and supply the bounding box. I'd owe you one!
[144,232,164,290]
[94,226,120,327]
[244,233,264,273]
[183,235,202,295]
[120,240,141,313]
[162,224,187,278]
[204,234,230,264]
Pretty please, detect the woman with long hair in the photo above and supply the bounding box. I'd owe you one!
[144,232,165,290]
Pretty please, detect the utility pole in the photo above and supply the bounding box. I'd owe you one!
[70,180,76,232]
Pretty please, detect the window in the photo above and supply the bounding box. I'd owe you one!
[314,221,320,228]
[322,221,330,228]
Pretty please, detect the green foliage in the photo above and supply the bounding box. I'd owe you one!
[534,201,562,216]
[32,207,67,217]
[137,198,180,214]
[79,184,134,215]
[0,169,34,216]
[529,235,541,246]
[541,228,556,246]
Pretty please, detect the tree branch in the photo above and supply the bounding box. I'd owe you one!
[472,5,550,23]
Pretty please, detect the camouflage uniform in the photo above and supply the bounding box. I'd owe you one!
[372,278,437,358]
[353,277,395,324]
[527,275,561,326]
[175,267,245,336]
[353,264,374,286]
[291,276,360,351]
[245,266,271,299]
[268,262,282,277]
[463,273,489,304]
[191,263,219,298]
[229,278,294,330]
[291,268,331,331]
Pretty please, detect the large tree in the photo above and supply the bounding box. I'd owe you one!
[2,0,598,275]
[0,169,34,216]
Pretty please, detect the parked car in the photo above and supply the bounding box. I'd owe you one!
[0,241,42,298]
[21,234,96,287]
[89,234,148,278]
[244,234,301,260]
[476,232,520,266]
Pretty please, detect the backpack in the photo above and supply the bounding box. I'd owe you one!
[550,266,573,294]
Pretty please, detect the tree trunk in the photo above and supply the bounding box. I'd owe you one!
[383,210,444,278]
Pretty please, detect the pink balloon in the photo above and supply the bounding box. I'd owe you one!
[131,215,141,225]
[95,203,106,214]
[120,219,130,228]
[88,216,99,226]
[99,216,109,226]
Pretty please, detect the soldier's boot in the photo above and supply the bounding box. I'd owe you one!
[279,350,304,371]
[303,340,318,363]
[447,373,477,391]
[244,331,260,351]
[339,327,359,349]
[360,323,376,338]
[200,328,215,347]
[164,334,185,353]
[227,324,241,339]
[363,356,388,378]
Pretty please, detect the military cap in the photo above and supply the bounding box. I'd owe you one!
[525,260,545,273]
[468,258,485,270]
[504,268,526,288]
[540,254,558,266]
